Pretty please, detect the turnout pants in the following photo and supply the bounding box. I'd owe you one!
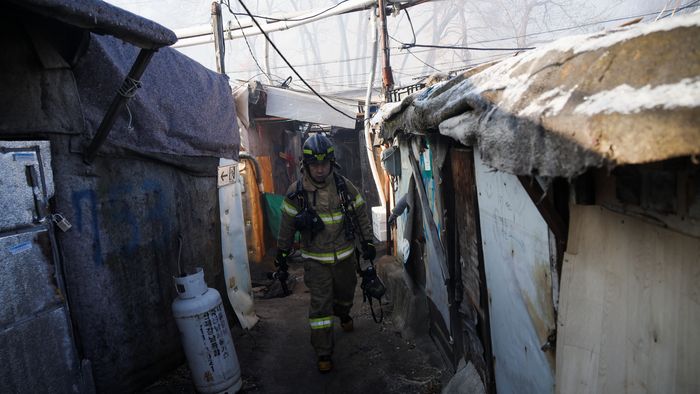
[303,255,358,356]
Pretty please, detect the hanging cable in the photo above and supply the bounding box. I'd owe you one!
[394,7,442,73]
[224,1,700,77]
[390,35,442,73]
[222,0,271,82]
[235,0,356,120]
[399,43,535,51]
[227,0,351,23]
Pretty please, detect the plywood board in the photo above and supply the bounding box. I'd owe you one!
[557,205,700,394]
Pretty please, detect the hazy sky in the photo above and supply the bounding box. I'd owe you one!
[106,0,694,93]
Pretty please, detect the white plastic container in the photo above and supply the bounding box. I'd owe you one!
[371,206,387,241]
[172,268,242,393]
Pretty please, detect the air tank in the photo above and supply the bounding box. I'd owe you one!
[172,268,242,393]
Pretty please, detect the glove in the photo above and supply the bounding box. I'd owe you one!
[275,249,290,271]
[361,241,376,261]
[387,213,398,224]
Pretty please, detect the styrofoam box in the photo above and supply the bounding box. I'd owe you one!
[373,227,387,242]
[372,206,387,241]
[371,206,386,224]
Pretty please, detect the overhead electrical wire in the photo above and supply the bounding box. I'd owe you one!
[391,8,442,73]
[398,42,535,51]
[222,0,271,82]
[224,1,699,93]
[463,0,700,45]
[228,4,692,76]
[235,0,356,120]
[227,0,352,23]
[396,1,700,55]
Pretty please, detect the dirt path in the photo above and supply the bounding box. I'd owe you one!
[143,260,448,394]
[236,261,448,393]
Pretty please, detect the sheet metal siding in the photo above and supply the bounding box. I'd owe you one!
[474,155,555,394]
[50,136,223,392]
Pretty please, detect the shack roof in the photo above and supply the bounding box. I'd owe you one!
[6,0,177,49]
[377,12,700,178]
[0,0,238,163]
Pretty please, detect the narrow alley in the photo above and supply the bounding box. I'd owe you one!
[1,1,699,394]
[142,256,452,394]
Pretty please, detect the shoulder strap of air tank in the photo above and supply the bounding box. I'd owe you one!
[333,173,350,202]
[286,179,308,210]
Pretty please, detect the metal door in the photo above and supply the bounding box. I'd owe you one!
[0,141,83,393]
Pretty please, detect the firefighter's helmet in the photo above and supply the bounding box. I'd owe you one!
[302,134,335,165]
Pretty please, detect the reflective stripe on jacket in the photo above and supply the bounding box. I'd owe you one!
[277,170,372,263]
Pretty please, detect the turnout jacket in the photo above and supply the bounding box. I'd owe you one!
[278,170,373,263]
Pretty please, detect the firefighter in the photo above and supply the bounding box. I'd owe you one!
[275,133,375,373]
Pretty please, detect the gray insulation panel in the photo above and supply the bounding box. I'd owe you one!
[0,307,80,393]
[0,141,54,231]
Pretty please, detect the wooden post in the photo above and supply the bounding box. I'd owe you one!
[377,0,394,92]
[211,2,225,74]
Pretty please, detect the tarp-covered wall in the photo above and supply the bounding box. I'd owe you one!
[51,137,224,392]
[74,34,239,161]
[0,4,240,392]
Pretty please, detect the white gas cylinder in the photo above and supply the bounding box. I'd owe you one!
[172,268,242,393]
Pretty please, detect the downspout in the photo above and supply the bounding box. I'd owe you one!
[83,48,156,164]
[364,6,386,208]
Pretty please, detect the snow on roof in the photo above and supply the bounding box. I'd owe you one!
[379,12,700,178]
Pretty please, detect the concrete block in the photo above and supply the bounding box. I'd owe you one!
[374,255,429,340]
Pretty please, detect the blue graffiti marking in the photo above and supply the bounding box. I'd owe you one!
[71,189,103,266]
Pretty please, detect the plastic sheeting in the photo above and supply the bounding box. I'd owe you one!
[262,193,284,240]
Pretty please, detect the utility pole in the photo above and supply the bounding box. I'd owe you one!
[211,1,226,74]
[377,0,394,92]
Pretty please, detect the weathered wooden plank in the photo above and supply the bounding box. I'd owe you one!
[557,205,700,394]
[451,147,493,392]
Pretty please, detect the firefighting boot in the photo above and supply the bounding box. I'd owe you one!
[318,355,333,373]
[340,315,354,332]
